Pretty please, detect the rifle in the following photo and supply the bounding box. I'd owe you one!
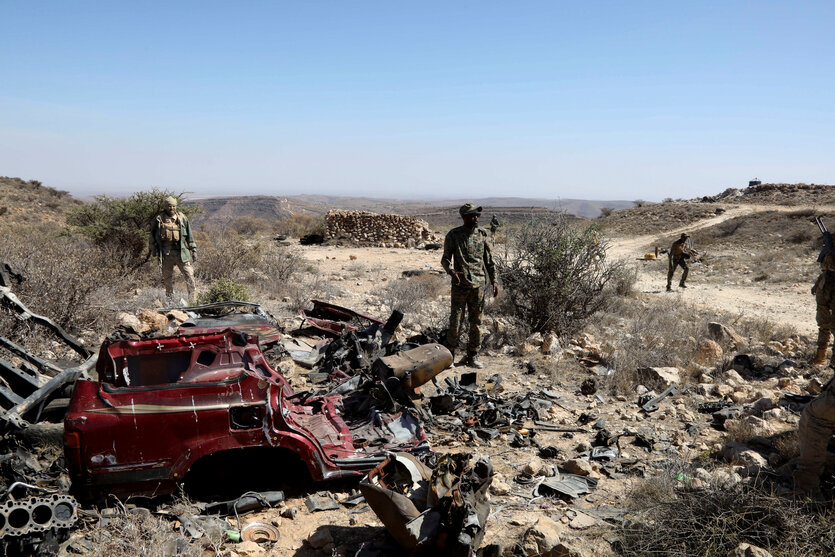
[816,216,828,235]
[815,216,835,280]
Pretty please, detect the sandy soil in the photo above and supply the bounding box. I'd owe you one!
[608,204,822,337]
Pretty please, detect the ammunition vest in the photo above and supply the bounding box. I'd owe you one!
[160,217,181,243]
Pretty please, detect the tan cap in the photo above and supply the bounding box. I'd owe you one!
[164,196,178,206]
[459,203,483,216]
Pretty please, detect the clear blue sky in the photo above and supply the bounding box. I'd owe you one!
[2,1,833,201]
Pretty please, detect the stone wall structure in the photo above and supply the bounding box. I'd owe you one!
[325,210,440,248]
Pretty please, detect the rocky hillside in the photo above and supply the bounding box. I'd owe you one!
[0,176,80,230]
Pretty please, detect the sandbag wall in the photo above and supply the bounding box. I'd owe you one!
[325,210,440,248]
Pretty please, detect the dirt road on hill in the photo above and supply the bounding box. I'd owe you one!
[608,203,820,337]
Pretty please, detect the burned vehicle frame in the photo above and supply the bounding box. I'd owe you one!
[64,327,431,499]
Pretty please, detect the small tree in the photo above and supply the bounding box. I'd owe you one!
[67,188,199,272]
[198,278,250,304]
[496,214,624,336]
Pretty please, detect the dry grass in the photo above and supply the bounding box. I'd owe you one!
[600,202,723,235]
[81,499,225,557]
[724,420,761,444]
[620,481,835,556]
[380,273,447,315]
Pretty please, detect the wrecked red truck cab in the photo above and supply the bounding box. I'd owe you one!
[64,329,429,498]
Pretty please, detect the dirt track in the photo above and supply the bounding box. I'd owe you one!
[608,204,821,337]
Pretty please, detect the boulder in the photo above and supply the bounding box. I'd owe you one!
[235,541,265,555]
[527,333,544,346]
[550,540,586,557]
[308,528,334,550]
[561,459,593,476]
[490,479,511,496]
[523,456,545,476]
[137,308,169,332]
[695,339,723,364]
[541,333,560,354]
[117,312,146,333]
[708,322,744,348]
[636,367,680,389]
[166,309,190,323]
[727,542,773,557]
[568,512,596,530]
[806,377,824,395]
[721,442,768,467]
[523,517,563,556]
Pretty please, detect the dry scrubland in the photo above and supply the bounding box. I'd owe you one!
[1,178,835,556]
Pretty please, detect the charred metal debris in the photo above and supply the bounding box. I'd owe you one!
[0,263,96,431]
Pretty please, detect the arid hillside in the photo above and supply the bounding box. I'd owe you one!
[0,176,79,230]
[1,180,834,556]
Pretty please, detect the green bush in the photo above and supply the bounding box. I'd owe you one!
[272,214,325,238]
[495,215,624,335]
[198,278,250,304]
[67,188,199,272]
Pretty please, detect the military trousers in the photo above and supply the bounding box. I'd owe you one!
[667,257,688,288]
[446,285,485,354]
[794,375,835,494]
[161,253,196,300]
[815,271,835,349]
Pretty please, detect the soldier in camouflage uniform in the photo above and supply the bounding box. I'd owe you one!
[794,221,835,496]
[149,196,197,303]
[441,204,499,369]
[666,233,691,291]
[812,231,835,366]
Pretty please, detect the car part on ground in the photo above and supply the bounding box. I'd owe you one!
[171,301,283,349]
[0,483,78,540]
[360,452,493,555]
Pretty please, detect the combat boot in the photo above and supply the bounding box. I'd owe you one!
[666,284,672,292]
[813,345,828,366]
[468,353,485,369]
[679,282,687,288]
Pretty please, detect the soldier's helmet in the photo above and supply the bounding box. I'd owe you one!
[459,203,483,216]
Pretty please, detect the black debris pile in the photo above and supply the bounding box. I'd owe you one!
[360,452,493,556]
[423,375,562,445]
[0,263,97,431]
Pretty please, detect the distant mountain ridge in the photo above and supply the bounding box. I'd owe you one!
[185,194,634,229]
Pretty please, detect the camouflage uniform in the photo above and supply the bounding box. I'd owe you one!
[441,208,496,358]
[794,229,835,495]
[794,376,835,495]
[666,234,690,290]
[813,247,835,364]
[149,199,197,301]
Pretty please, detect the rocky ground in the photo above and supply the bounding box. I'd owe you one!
[3,184,835,556]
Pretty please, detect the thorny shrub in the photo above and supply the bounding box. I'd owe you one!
[620,480,835,556]
[198,278,250,304]
[0,230,125,338]
[67,188,199,273]
[380,273,447,315]
[283,270,340,313]
[273,213,325,238]
[495,215,626,336]
[195,233,300,288]
[227,215,271,236]
[82,496,223,557]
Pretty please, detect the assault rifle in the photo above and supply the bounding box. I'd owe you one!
[815,216,828,236]
[816,217,835,258]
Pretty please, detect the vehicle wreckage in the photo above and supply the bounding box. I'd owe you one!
[63,302,453,499]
